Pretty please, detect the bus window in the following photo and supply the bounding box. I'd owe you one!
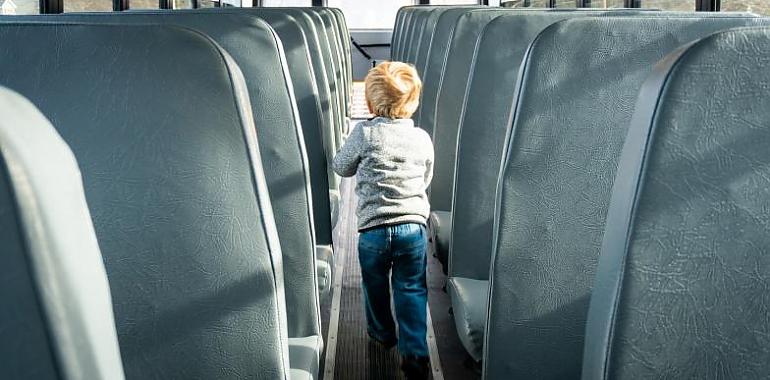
[721,0,770,15]
[503,0,550,7]
[262,0,310,5]
[327,0,413,30]
[429,0,480,4]
[639,0,695,10]
[554,0,577,8]
[0,0,39,14]
[64,0,111,12]
[174,0,193,8]
[129,0,158,9]
[586,0,626,7]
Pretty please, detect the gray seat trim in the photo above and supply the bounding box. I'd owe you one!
[0,86,125,380]
[580,32,684,380]
[584,25,770,379]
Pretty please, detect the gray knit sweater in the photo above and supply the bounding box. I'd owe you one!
[333,117,434,231]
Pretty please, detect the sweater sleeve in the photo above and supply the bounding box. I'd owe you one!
[423,138,434,186]
[333,123,363,178]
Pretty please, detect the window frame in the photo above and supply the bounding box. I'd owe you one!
[33,1,726,21]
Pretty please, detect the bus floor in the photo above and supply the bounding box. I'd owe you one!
[320,175,481,380]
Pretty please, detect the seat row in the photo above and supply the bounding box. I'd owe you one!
[394,5,770,379]
[0,7,351,380]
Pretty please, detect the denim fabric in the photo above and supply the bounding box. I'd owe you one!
[358,223,429,357]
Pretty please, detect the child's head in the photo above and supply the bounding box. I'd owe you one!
[365,61,422,119]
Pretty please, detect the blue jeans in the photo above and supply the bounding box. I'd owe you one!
[358,223,429,358]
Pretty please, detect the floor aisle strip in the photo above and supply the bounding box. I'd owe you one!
[324,174,445,379]
[322,179,352,380]
[427,307,445,380]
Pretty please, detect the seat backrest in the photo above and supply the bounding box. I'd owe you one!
[271,8,343,155]
[141,10,322,341]
[288,8,340,190]
[395,7,417,60]
[392,6,408,58]
[0,23,291,379]
[406,9,430,65]
[484,15,768,380]
[401,7,433,65]
[260,8,339,191]
[0,87,125,380]
[329,7,352,115]
[433,9,645,213]
[302,9,344,155]
[449,10,643,282]
[315,9,346,146]
[583,25,770,380]
[414,7,449,77]
[30,11,322,343]
[410,7,451,123]
[325,8,351,121]
[202,7,335,247]
[430,8,535,212]
[416,6,484,135]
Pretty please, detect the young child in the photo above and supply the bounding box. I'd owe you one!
[333,61,434,380]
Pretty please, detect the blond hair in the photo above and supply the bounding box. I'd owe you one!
[365,61,422,119]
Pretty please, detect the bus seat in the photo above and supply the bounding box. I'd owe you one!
[397,8,419,62]
[115,12,325,377]
[202,8,338,277]
[316,245,334,302]
[428,8,537,274]
[406,8,433,65]
[446,277,488,362]
[330,188,341,227]
[212,8,334,247]
[416,7,484,137]
[0,23,291,378]
[583,26,770,380]
[447,10,651,363]
[289,335,323,380]
[411,8,445,122]
[329,8,352,122]
[279,9,337,191]
[318,9,347,142]
[391,6,408,60]
[420,7,487,271]
[301,9,345,166]
[315,9,348,127]
[401,7,434,65]
[484,15,769,380]
[428,210,451,274]
[414,8,451,77]
[393,7,417,61]
[21,14,327,376]
[0,87,125,380]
